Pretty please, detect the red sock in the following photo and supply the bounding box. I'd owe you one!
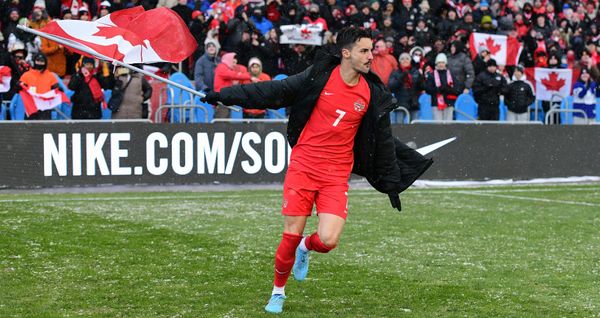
[273,232,303,288]
[305,232,335,253]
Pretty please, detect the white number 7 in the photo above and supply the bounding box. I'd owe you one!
[333,109,346,127]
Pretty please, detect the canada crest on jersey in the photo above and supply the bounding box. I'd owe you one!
[354,99,366,112]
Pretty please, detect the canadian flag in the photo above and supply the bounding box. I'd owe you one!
[0,66,11,93]
[19,85,70,116]
[37,7,196,64]
[530,68,573,101]
[469,33,522,66]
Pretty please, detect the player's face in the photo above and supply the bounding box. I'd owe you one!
[344,38,373,74]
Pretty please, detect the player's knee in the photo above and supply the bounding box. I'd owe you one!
[318,234,339,251]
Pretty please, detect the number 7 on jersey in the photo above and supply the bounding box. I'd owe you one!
[333,109,346,127]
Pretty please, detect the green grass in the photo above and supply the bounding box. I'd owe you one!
[1,184,600,317]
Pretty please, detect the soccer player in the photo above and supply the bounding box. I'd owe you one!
[202,26,433,314]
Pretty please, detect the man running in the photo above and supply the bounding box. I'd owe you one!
[202,26,433,314]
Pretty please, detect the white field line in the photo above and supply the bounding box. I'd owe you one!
[0,186,599,204]
[456,191,600,207]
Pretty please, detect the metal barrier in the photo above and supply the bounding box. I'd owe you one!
[452,108,477,121]
[393,106,411,123]
[411,119,543,125]
[154,104,211,123]
[545,109,588,125]
[211,118,288,123]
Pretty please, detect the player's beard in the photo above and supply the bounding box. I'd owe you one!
[352,59,371,74]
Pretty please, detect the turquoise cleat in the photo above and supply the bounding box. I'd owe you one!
[292,246,309,281]
[265,294,286,314]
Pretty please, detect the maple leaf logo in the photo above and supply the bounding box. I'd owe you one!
[300,28,312,39]
[93,25,146,48]
[540,71,565,91]
[478,36,502,56]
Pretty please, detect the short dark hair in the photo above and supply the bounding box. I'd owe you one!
[336,26,372,53]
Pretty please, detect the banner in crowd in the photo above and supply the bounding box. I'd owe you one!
[0,66,11,93]
[469,33,522,66]
[37,6,196,64]
[279,24,323,46]
[19,86,70,116]
[524,68,574,101]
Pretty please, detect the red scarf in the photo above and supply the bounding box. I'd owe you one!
[85,71,104,103]
[434,69,456,110]
[400,65,413,88]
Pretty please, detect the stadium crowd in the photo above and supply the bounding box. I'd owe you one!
[0,0,599,121]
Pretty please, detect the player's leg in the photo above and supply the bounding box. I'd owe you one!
[266,215,307,314]
[293,185,348,281]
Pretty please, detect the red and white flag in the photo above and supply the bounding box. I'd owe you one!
[469,33,522,66]
[0,65,11,93]
[37,7,197,64]
[19,86,70,116]
[280,24,324,46]
[530,68,573,101]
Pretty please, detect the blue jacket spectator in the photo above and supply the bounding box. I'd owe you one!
[194,39,220,92]
[572,69,597,124]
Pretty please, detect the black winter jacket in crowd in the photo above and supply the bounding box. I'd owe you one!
[388,66,424,112]
[473,70,507,107]
[503,80,535,113]
[217,49,433,195]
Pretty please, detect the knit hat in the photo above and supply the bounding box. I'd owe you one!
[481,15,493,25]
[192,10,202,20]
[515,64,525,72]
[435,53,447,64]
[204,39,220,52]
[33,0,46,10]
[248,57,262,69]
[399,52,411,62]
[478,45,490,54]
[221,52,237,69]
[480,0,489,8]
[409,46,424,56]
[81,56,95,65]
[486,58,497,67]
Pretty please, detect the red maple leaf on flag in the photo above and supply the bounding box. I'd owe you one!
[540,71,565,91]
[479,37,502,55]
[93,25,147,48]
[300,28,312,39]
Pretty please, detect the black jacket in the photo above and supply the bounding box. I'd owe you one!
[424,69,463,108]
[388,67,423,111]
[218,49,432,194]
[503,80,535,113]
[473,71,507,107]
[68,71,110,120]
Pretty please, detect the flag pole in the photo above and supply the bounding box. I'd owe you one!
[16,25,239,111]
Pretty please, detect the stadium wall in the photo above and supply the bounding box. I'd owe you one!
[1,122,599,189]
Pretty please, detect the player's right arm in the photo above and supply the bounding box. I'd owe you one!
[202,66,312,110]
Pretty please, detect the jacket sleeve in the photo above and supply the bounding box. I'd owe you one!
[141,77,152,101]
[387,71,402,91]
[68,72,83,91]
[218,67,252,81]
[423,74,438,96]
[219,66,311,109]
[194,59,207,91]
[463,58,475,89]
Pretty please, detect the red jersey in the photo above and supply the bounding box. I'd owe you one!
[290,65,371,182]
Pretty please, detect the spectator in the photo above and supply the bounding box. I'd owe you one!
[447,40,475,94]
[388,52,423,123]
[302,4,328,31]
[250,7,274,36]
[236,29,273,71]
[68,57,109,119]
[18,53,59,120]
[572,69,597,124]
[213,52,255,118]
[28,1,50,30]
[262,28,286,77]
[503,65,535,122]
[4,44,29,101]
[473,59,507,120]
[370,38,397,86]
[283,44,315,76]
[473,45,491,76]
[111,67,153,119]
[425,53,462,121]
[241,57,271,119]
[40,38,66,77]
[172,0,193,26]
[194,39,220,93]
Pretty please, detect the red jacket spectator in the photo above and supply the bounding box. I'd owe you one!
[213,52,252,93]
[371,39,398,86]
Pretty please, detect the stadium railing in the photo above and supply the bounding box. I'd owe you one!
[411,119,544,125]
[545,109,588,125]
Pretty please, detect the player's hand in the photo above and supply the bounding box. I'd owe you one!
[201,91,221,105]
[388,193,402,212]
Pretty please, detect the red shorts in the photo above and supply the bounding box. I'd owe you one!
[281,168,349,220]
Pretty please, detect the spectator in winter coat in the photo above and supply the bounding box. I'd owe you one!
[213,52,255,118]
[447,41,474,94]
[370,38,397,86]
[18,53,59,120]
[194,40,220,93]
[502,65,535,122]
[68,57,109,119]
[389,53,423,123]
[473,45,491,76]
[250,7,274,36]
[473,59,507,120]
[572,69,598,124]
[111,67,152,120]
[241,57,271,119]
[424,53,463,121]
[302,4,328,31]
